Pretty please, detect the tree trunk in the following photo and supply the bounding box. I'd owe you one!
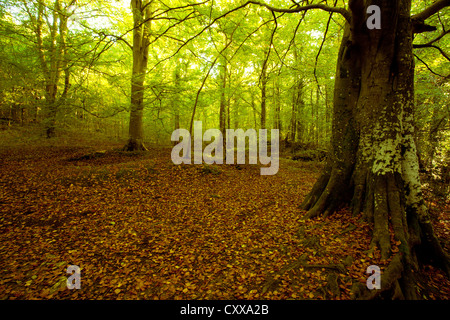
[290,91,297,142]
[290,47,304,143]
[325,84,331,144]
[274,80,281,133]
[29,0,71,138]
[218,56,228,154]
[219,59,227,136]
[172,65,181,146]
[314,87,319,146]
[34,1,58,137]
[260,52,268,130]
[301,0,450,299]
[291,77,304,143]
[124,0,152,151]
[251,90,257,129]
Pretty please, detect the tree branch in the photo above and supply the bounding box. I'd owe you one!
[314,6,335,91]
[414,29,450,47]
[414,53,447,77]
[258,10,278,85]
[411,0,450,22]
[245,0,351,23]
[414,44,450,62]
[148,0,350,72]
[189,38,234,135]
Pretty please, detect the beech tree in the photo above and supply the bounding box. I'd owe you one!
[237,0,450,299]
[123,0,211,150]
[22,0,74,138]
[123,0,153,151]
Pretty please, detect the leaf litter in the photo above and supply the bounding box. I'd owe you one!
[0,145,448,300]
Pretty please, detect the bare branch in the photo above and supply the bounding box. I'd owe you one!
[189,38,235,135]
[257,12,278,86]
[76,101,128,119]
[146,0,349,73]
[313,8,334,91]
[414,53,447,78]
[414,44,450,62]
[414,29,450,47]
[245,0,350,22]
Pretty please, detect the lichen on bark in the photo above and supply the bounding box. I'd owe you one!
[301,0,450,299]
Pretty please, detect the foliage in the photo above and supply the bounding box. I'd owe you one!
[0,0,449,301]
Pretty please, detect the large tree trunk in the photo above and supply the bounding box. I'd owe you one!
[124,0,152,151]
[29,0,72,138]
[33,1,59,138]
[301,0,449,299]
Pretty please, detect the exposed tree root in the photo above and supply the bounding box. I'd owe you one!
[352,254,405,299]
[301,164,353,219]
[123,139,148,152]
[417,220,450,277]
[298,0,450,300]
[352,254,421,300]
[302,166,450,299]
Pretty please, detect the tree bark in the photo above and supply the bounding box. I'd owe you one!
[32,1,59,137]
[172,65,181,146]
[291,77,304,143]
[274,79,281,132]
[260,51,268,130]
[124,0,152,151]
[301,0,450,299]
[219,58,227,136]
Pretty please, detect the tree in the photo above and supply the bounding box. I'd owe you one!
[242,0,450,299]
[260,49,269,130]
[22,0,74,137]
[1,0,125,136]
[219,50,228,138]
[123,0,153,151]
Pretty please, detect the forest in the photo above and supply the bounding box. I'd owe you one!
[0,0,449,304]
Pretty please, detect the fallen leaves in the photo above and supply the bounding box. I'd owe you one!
[0,145,449,300]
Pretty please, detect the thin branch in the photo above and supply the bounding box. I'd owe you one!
[285,11,307,57]
[76,101,128,119]
[414,53,447,77]
[76,1,209,53]
[257,12,278,87]
[148,0,350,72]
[228,17,273,61]
[136,0,211,34]
[147,11,200,47]
[414,44,450,62]
[148,3,251,72]
[313,7,334,92]
[414,29,450,47]
[189,39,234,134]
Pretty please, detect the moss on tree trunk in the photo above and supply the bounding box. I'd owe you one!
[301,0,450,299]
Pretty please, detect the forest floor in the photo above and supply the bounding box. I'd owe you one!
[0,137,449,300]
